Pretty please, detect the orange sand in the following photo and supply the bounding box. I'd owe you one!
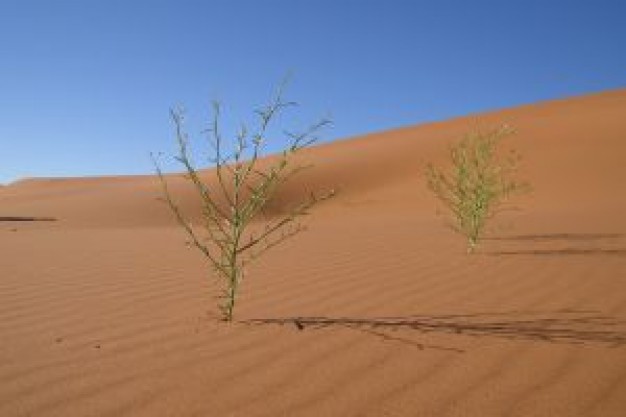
[1,89,625,416]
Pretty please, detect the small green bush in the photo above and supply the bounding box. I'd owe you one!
[426,125,529,253]
[153,84,334,321]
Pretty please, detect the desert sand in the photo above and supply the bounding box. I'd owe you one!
[1,89,625,416]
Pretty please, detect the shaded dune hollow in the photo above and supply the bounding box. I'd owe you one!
[1,89,625,416]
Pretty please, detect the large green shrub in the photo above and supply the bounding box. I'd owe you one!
[154,85,334,321]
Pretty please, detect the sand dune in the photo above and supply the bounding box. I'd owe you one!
[1,89,625,416]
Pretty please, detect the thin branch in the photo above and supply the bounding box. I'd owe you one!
[237,189,334,255]
[151,155,229,277]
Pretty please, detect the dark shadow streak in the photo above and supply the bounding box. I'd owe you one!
[485,233,625,242]
[487,248,626,256]
[240,310,626,351]
[0,216,57,222]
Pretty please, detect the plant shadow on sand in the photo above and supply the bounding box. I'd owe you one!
[484,233,626,256]
[241,310,626,353]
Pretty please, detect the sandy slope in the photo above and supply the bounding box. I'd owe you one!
[1,89,625,416]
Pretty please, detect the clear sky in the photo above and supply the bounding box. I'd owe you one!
[1,0,625,184]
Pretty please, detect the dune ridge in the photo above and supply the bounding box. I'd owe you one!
[1,89,625,416]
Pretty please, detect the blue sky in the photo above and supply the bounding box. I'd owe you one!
[1,0,625,184]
